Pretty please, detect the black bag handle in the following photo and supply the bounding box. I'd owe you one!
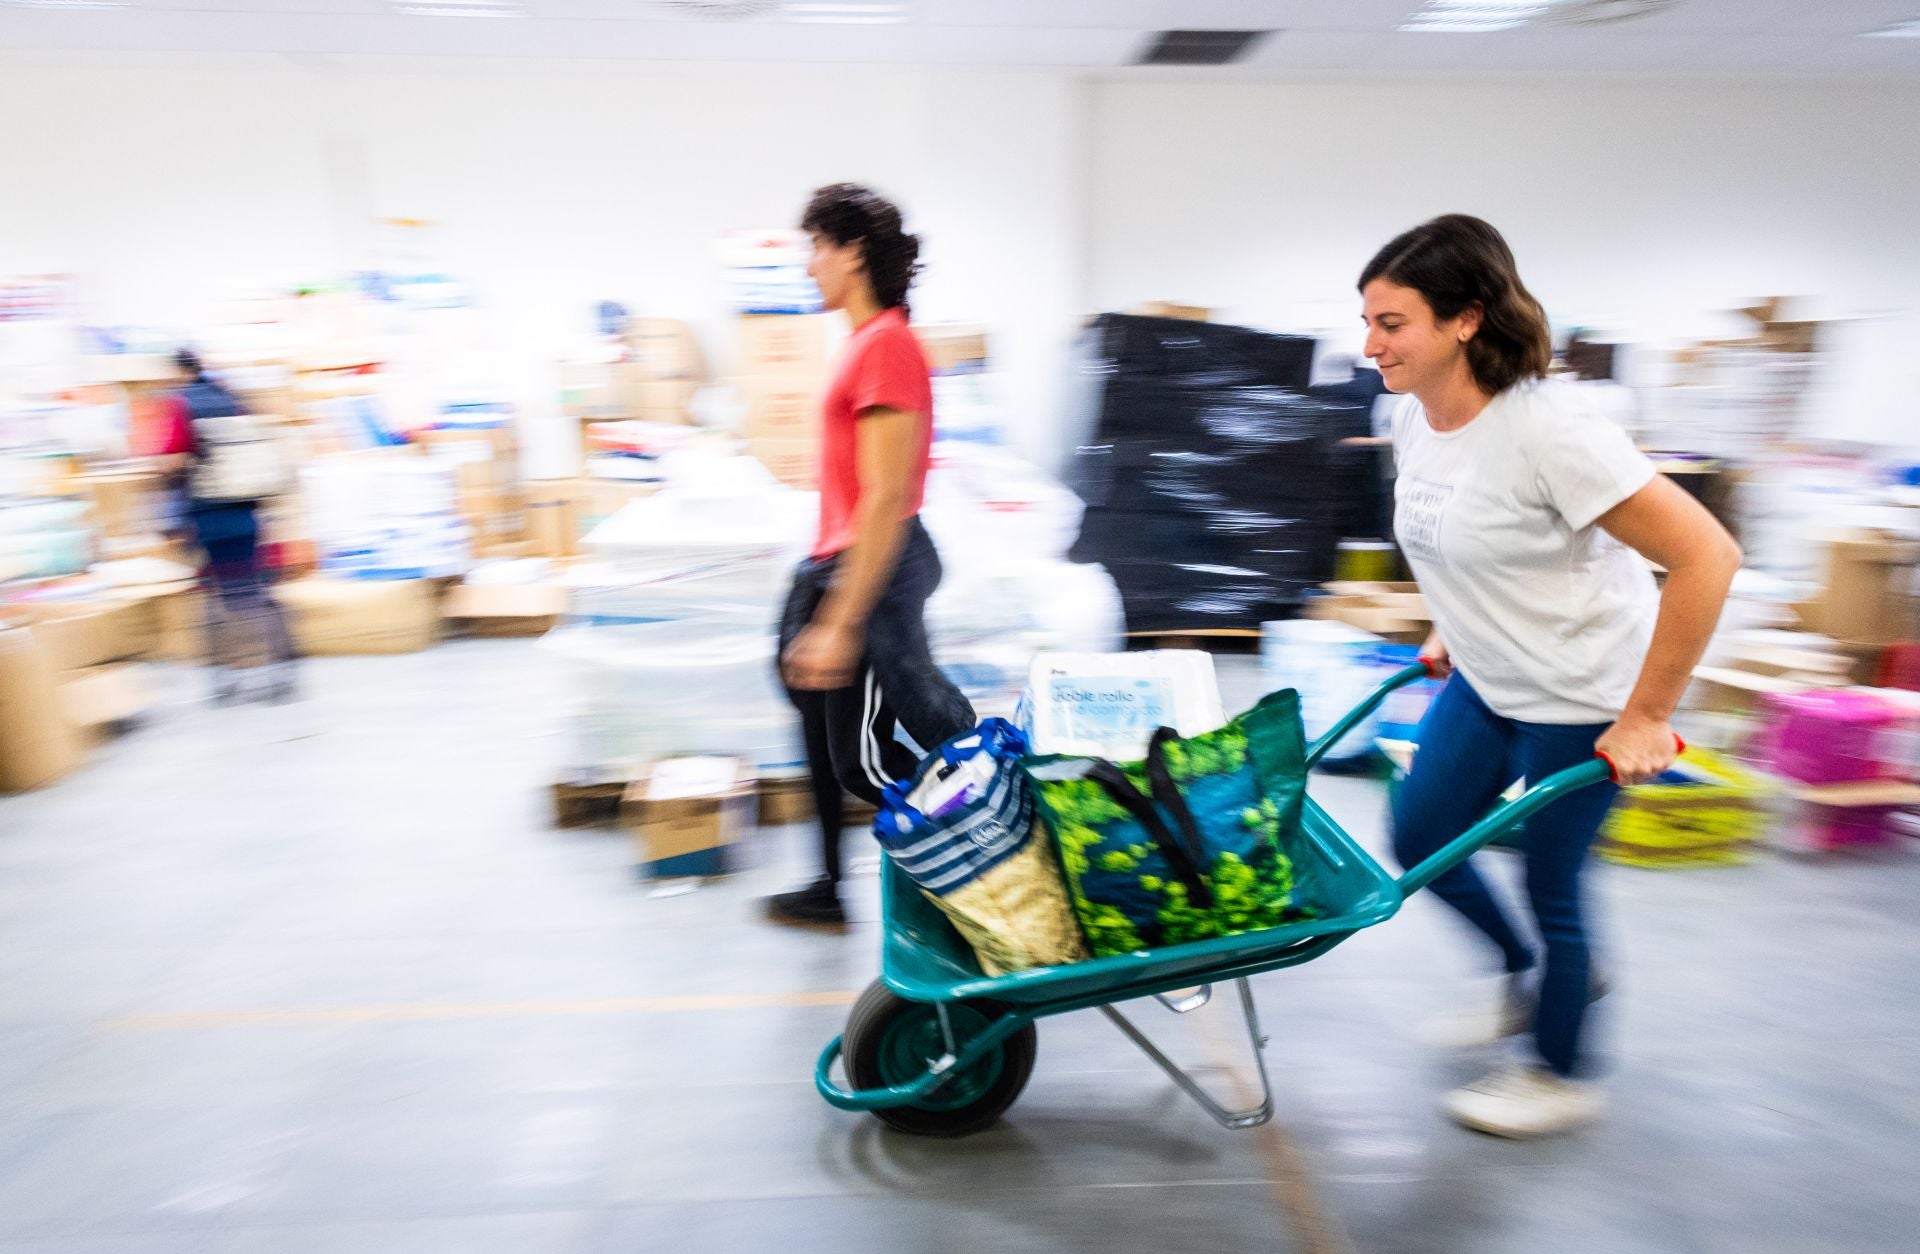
[1087,757,1214,910]
[1143,727,1213,885]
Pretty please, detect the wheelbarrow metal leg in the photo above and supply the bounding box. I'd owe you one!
[1100,978,1274,1130]
[1154,985,1213,1014]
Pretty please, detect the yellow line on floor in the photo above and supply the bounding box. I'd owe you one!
[102,989,862,1032]
[1192,993,1358,1254]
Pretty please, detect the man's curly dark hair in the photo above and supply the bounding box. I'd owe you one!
[800,182,922,314]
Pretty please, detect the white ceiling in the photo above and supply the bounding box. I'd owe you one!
[2,0,1918,77]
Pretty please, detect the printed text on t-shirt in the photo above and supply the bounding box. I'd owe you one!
[1398,478,1454,566]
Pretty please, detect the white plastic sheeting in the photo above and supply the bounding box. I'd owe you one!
[548,444,1121,780]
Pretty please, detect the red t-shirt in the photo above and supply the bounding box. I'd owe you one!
[812,307,934,559]
[131,392,195,457]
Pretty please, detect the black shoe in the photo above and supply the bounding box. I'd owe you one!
[266,665,299,705]
[763,878,848,932]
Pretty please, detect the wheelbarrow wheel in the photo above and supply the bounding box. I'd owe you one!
[843,980,1036,1137]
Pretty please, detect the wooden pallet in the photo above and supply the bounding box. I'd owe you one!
[554,774,879,831]
[550,780,628,829]
[1125,628,1263,654]
[756,775,877,828]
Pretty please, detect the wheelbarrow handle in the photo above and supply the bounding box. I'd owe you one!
[1304,661,1434,770]
[1594,733,1686,785]
[1394,732,1684,898]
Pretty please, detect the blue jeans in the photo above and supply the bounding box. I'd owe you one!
[1391,674,1619,1078]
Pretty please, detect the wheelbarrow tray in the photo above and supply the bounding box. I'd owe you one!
[877,793,1403,1009]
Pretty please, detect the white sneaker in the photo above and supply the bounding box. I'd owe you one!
[1443,1064,1605,1138]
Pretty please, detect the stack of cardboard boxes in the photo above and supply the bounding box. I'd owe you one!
[621,318,704,424]
[738,313,833,488]
[914,323,990,376]
[518,477,657,561]
[1793,528,1920,681]
[1303,582,1433,645]
[414,425,525,559]
[558,319,705,430]
[0,581,207,792]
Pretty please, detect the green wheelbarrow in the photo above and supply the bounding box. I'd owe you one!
[814,662,1618,1137]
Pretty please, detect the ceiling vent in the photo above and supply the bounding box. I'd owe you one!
[1134,29,1272,66]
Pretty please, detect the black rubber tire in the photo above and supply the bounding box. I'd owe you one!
[842,980,1037,1137]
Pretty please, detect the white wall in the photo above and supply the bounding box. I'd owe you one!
[1085,79,1920,449]
[0,64,1089,473]
[3,67,1917,465]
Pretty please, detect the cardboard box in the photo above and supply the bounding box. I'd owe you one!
[1715,642,1855,683]
[524,480,583,558]
[625,317,704,380]
[442,580,569,638]
[575,478,657,530]
[417,425,516,467]
[1303,582,1432,644]
[272,577,438,656]
[1688,666,1831,717]
[621,757,757,879]
[914,323,990,375]
[745,436,818,490]
[257,491,311,546]
[756,774,815,827]
[235,386,298,423]
[83,354,181,386]
[1738,297,1822,355]
[20,599,154,671]
[738,375,821,442]
[1321,581,1420,597]
[562,366,700,424]
[0,626,81,794]
[56,663,154,736]
[753,775,878,828]
[138,583,206,661]
[16,607,112,673]
[457,488,527,548]
[1135,302,1214,322]
[75,468,162,539]
[737,314,832,377]
[558,361,625,421]
[620,375,699,424]
[96,533,193,566]
[1798,530,1920,646]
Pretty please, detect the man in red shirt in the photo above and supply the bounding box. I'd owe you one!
[767,184,975,931]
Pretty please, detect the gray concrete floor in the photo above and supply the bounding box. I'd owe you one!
[1,642,1917,1253]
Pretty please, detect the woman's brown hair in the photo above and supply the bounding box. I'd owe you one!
[1358,214,1552,396]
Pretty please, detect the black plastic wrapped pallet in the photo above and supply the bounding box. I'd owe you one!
[1068,384,1370,514]
[1063,341,1379,630]
[1084,314,1316,390]
[1070,509,1342,633]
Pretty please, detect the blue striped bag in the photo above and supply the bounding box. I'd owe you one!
[874,720,1090,975]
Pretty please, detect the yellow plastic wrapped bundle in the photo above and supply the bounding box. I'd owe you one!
[1596,748,1776,868]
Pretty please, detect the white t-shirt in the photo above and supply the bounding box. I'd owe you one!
[1391,378,1659,724]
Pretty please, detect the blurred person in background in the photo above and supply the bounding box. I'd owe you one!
[170,349,298,704]
[1559,327,1644,442]
[765,183,975,932]
[1360,215,1741,1138]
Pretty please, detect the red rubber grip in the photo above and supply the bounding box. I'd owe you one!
[1419,655,1443,678]
[1594,733,1686,784]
